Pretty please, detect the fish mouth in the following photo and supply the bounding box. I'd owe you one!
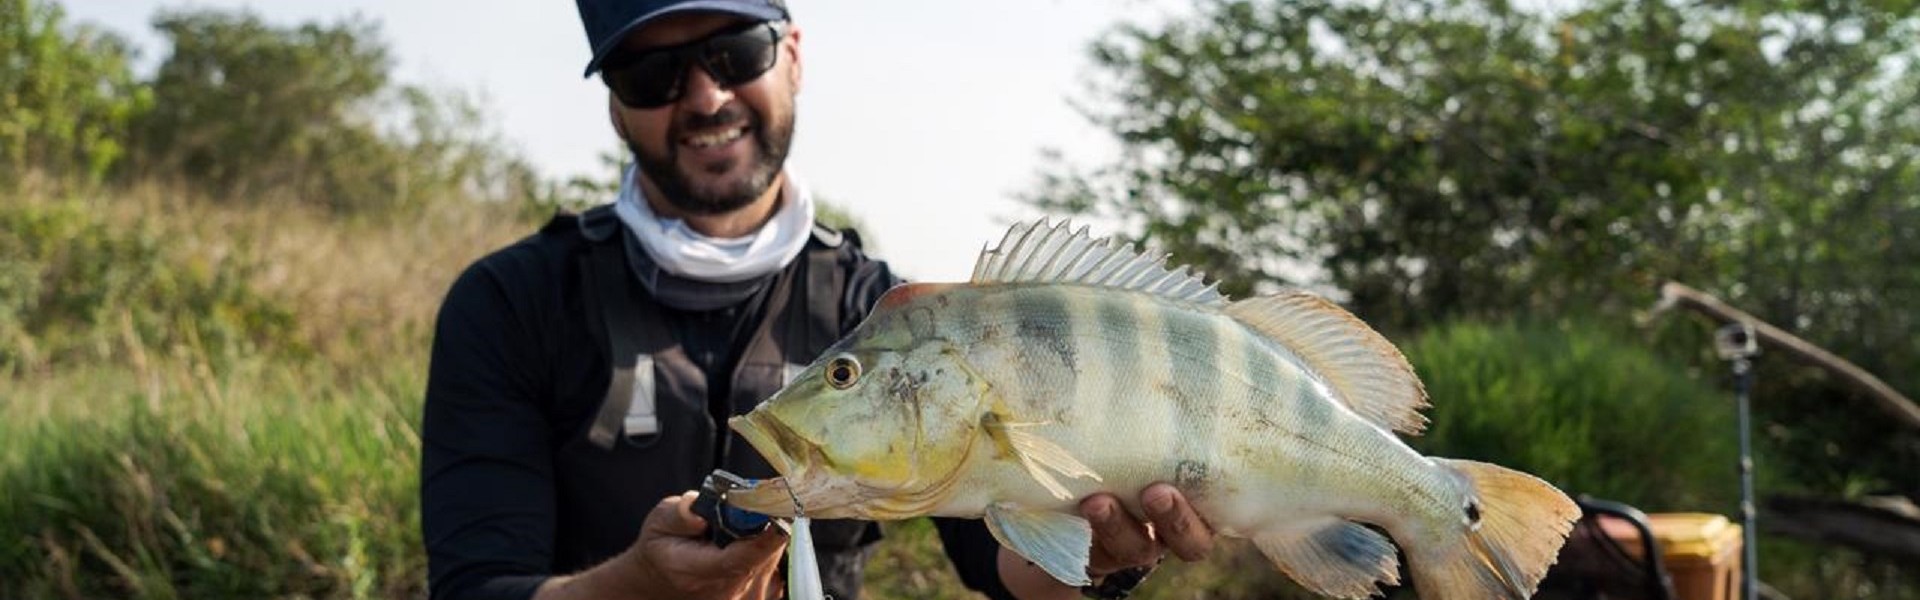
[730,411,822,477]
[727,413,851,517]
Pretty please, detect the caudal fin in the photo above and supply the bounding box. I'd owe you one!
[1408,459,1579,600]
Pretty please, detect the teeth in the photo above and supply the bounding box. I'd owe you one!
[687,126,746,149]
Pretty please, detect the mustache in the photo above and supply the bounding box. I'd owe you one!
[674,103,756,135]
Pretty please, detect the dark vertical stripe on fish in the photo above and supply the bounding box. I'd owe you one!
[1164,303,1224,483]
[1241,333,1285,425]
[1095,294,1142,392]
[1014,287,1078,411]
[1014,288,1077,371]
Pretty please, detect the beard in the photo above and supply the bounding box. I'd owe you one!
[631,102,795,216]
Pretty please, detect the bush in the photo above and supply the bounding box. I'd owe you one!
[0,0,150,184]
[1405,318,1738,513]
[0,198,298,375]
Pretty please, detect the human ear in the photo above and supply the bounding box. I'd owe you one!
[784,25,803,94]
[608,92,632,143]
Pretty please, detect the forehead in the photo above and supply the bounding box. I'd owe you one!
[620,12,754,51]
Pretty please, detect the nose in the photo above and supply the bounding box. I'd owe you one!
[678,64,735,115]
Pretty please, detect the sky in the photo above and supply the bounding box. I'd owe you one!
[65,0,1189,282]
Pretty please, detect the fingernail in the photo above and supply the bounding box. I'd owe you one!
[1146,489,1175,514]
[1087,500,1112,520]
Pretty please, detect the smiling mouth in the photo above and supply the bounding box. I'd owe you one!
[682,124,749,149]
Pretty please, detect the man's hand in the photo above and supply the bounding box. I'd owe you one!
[998,483,1216,600]
[536,491,787,600]
[633,491,788,599]
[1082,483,1214,578]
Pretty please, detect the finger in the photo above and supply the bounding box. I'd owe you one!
[748,540,787,598]
[715,522,788,573]
[741,563,779,600]
[737,535,786,599]
[1142,483,1214,561]
[1081,493,1159,570]
[645,492,709,538]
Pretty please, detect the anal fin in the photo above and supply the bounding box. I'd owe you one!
[1252,520,1402,599]
[984,502,1094,587]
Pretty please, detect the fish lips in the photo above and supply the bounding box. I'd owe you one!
[727,412,840,516]
[730,411,815,476]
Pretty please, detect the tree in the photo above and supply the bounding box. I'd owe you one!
[119,8,541,213]
[1030,1,1920,594]
[125,9,394,209]
[0,0,149,184]
[1031,0,1919,331]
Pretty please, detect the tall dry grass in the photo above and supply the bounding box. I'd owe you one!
[0,183,533,598]
[0,185,999,599]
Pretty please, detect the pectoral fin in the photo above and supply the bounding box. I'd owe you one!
[984,413,1103,500]
[1251,520,1402,599]
[984,502,1093,587]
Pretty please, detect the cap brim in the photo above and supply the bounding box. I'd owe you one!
[583,1,788,77]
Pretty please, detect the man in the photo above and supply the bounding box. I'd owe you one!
[420,1,1216,598]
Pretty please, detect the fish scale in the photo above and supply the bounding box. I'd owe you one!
[729,220,1579,599]
[959,286,1418,526]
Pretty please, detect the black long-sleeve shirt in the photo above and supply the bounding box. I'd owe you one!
[421,215,1013,600]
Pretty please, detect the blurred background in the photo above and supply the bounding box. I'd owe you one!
[2,0,1916,598]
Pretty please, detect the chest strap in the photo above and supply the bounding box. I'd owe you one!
[579,210,852,450]
[581,229,673,449]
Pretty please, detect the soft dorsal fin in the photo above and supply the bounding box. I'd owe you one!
[1226,291,1429,435]
[971,219,1226,307]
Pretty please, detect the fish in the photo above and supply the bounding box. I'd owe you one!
[727,220,1579,599]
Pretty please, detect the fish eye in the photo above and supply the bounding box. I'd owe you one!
[825,354,862,390]
[1464,498,1483,528]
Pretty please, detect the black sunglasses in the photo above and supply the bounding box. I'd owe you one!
[600,20,787,109]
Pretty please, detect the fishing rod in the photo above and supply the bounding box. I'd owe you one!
[1714,322,1760,600]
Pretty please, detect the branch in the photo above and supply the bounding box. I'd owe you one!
[1647,281,1920,431]
[1763,495,1920,565]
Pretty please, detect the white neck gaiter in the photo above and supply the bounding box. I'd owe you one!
[613,163,815,284]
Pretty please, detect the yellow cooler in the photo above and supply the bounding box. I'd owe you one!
[1600,512,1745,600]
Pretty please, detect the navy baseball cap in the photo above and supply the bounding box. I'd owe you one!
[576,0,791,77]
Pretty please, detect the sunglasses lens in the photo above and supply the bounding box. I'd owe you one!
[604,52,684,108]
[701,26,779,86]
[603,22,782,108]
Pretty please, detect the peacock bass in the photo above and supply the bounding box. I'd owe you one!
[728,220,1578,599]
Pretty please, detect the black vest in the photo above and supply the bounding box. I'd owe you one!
[549,206,880,596]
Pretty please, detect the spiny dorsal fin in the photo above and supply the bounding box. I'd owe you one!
[1226,290,1429,435]
[971,219,1226,308]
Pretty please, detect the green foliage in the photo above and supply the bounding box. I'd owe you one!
[0,179,530,598]
[1030,0,1920,586]
[0,355,427,599]
[1405,318,1737,512]
[125,9,394,210]
[862,519,972,600]
[1032,0,1920,334]
[0,0,151,183]
[0,199,297,375]
[72,8,538,214]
